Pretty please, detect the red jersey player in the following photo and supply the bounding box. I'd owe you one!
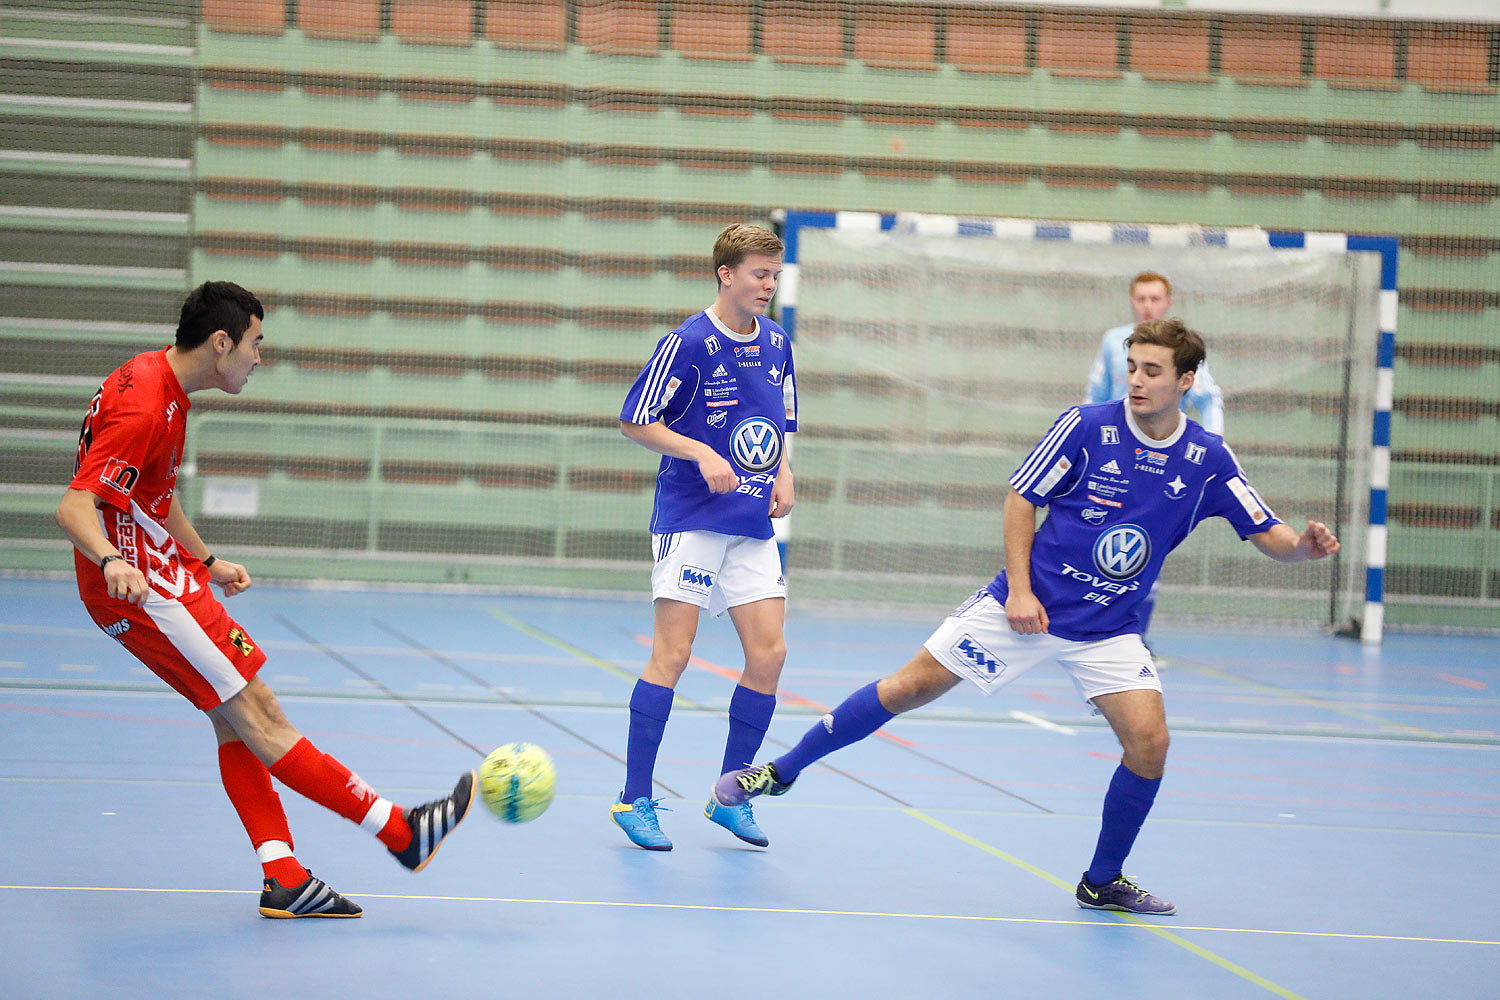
[55,281,475,918]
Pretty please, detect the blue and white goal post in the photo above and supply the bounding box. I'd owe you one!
[773,210,1397,644]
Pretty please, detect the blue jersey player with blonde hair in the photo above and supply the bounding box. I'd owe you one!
[612,224,797,851]
[713,318,1338,914]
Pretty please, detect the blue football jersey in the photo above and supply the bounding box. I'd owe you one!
[620,309,797,539]
[986,400,1281,640]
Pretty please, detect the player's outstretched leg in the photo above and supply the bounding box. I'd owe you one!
[714,679,895,808]
[259,871,364,918]
[389,769,477,872]
[217,678,475,874]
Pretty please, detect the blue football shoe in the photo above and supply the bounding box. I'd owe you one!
[610,795,672,851]
[704,789,769,847]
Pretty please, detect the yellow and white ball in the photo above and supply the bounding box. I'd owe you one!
[478,742,557,823]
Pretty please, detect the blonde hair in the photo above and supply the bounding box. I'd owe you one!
[1126,318,1206,376]
[713,224,783,284]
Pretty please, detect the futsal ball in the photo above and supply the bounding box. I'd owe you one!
[478,742,556,823]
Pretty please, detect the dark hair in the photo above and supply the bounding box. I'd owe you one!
[175,281,264,349]
[1126,318,1206,376]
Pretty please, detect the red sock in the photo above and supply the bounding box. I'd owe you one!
[268,737,411,852]
[217,740,309,886]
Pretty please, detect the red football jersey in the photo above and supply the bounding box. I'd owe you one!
[69,349,209,603]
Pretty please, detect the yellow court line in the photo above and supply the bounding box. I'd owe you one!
[486,608,700,709]
[2,885,1496,948]
[485,608,634,683]
[905,809,1311,1000]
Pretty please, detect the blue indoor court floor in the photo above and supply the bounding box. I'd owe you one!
[1,576,1497,999]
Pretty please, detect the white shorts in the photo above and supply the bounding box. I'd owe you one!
[650,530,786,616]
[923,591,1161,708]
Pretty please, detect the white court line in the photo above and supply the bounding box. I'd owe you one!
[0,372,109,387]
[0,206,189,224]
[0,262,186,280]
[57,663,96,672]
[0,149,190,169]
[0,94,191,114]
[1009,710,1076,735]
[0,36,193,57]
[0,317,174,334]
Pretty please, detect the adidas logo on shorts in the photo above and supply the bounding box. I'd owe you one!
[1138,665,1154,678]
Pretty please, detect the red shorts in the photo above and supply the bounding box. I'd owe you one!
[83,586,267,710]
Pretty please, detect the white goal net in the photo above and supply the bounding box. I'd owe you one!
[781,214,1382,631]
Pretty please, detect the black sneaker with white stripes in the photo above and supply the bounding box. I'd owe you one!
[258,873,363,919]
[390,769,476,872]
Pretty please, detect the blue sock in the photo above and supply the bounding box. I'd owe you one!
[1085,763,1161,885]
[773,681,893,782]
[622,679,674,803]
[721,685,777,775]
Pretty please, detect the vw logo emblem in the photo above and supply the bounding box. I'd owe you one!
[729,416,782,473]
[1092,524,1151,581]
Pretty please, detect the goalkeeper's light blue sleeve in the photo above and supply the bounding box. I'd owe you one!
[1084,325,1131,404]
[1187,361,1225,434]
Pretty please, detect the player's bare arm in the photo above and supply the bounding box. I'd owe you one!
[55,488,149,605]
[769,450,794,518]
[1002,489,1049,635]
[165,495,252,596]
[620,419,739,493]
[1249,520,1341,563]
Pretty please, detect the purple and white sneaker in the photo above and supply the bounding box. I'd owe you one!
[711,761,794,807]
[1076,874,1177,915]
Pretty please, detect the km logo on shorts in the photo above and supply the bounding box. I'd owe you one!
[680,566,714,590]
[955,635,999,674]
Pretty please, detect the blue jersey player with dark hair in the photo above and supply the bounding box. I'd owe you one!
[611,223,798,851]
[712,318,1339,914]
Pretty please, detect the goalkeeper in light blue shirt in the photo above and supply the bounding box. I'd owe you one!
[711,319,1340,916]
[1086,272,1224,434]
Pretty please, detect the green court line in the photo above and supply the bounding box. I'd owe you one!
[1173,661,1445,739]
[485,609,634,681]
[486,607,699,709]
[2,884,1496,947]
[904,809,1310,1000]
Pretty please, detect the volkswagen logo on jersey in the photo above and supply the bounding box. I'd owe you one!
[1092,524,1151,581]
[729,416,782,473]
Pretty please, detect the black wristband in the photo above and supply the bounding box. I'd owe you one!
[99,554,122,571]
[201,554,217,568]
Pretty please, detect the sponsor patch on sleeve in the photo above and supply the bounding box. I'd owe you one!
[1034,457,1072,496]
[1226,476,1268,524]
